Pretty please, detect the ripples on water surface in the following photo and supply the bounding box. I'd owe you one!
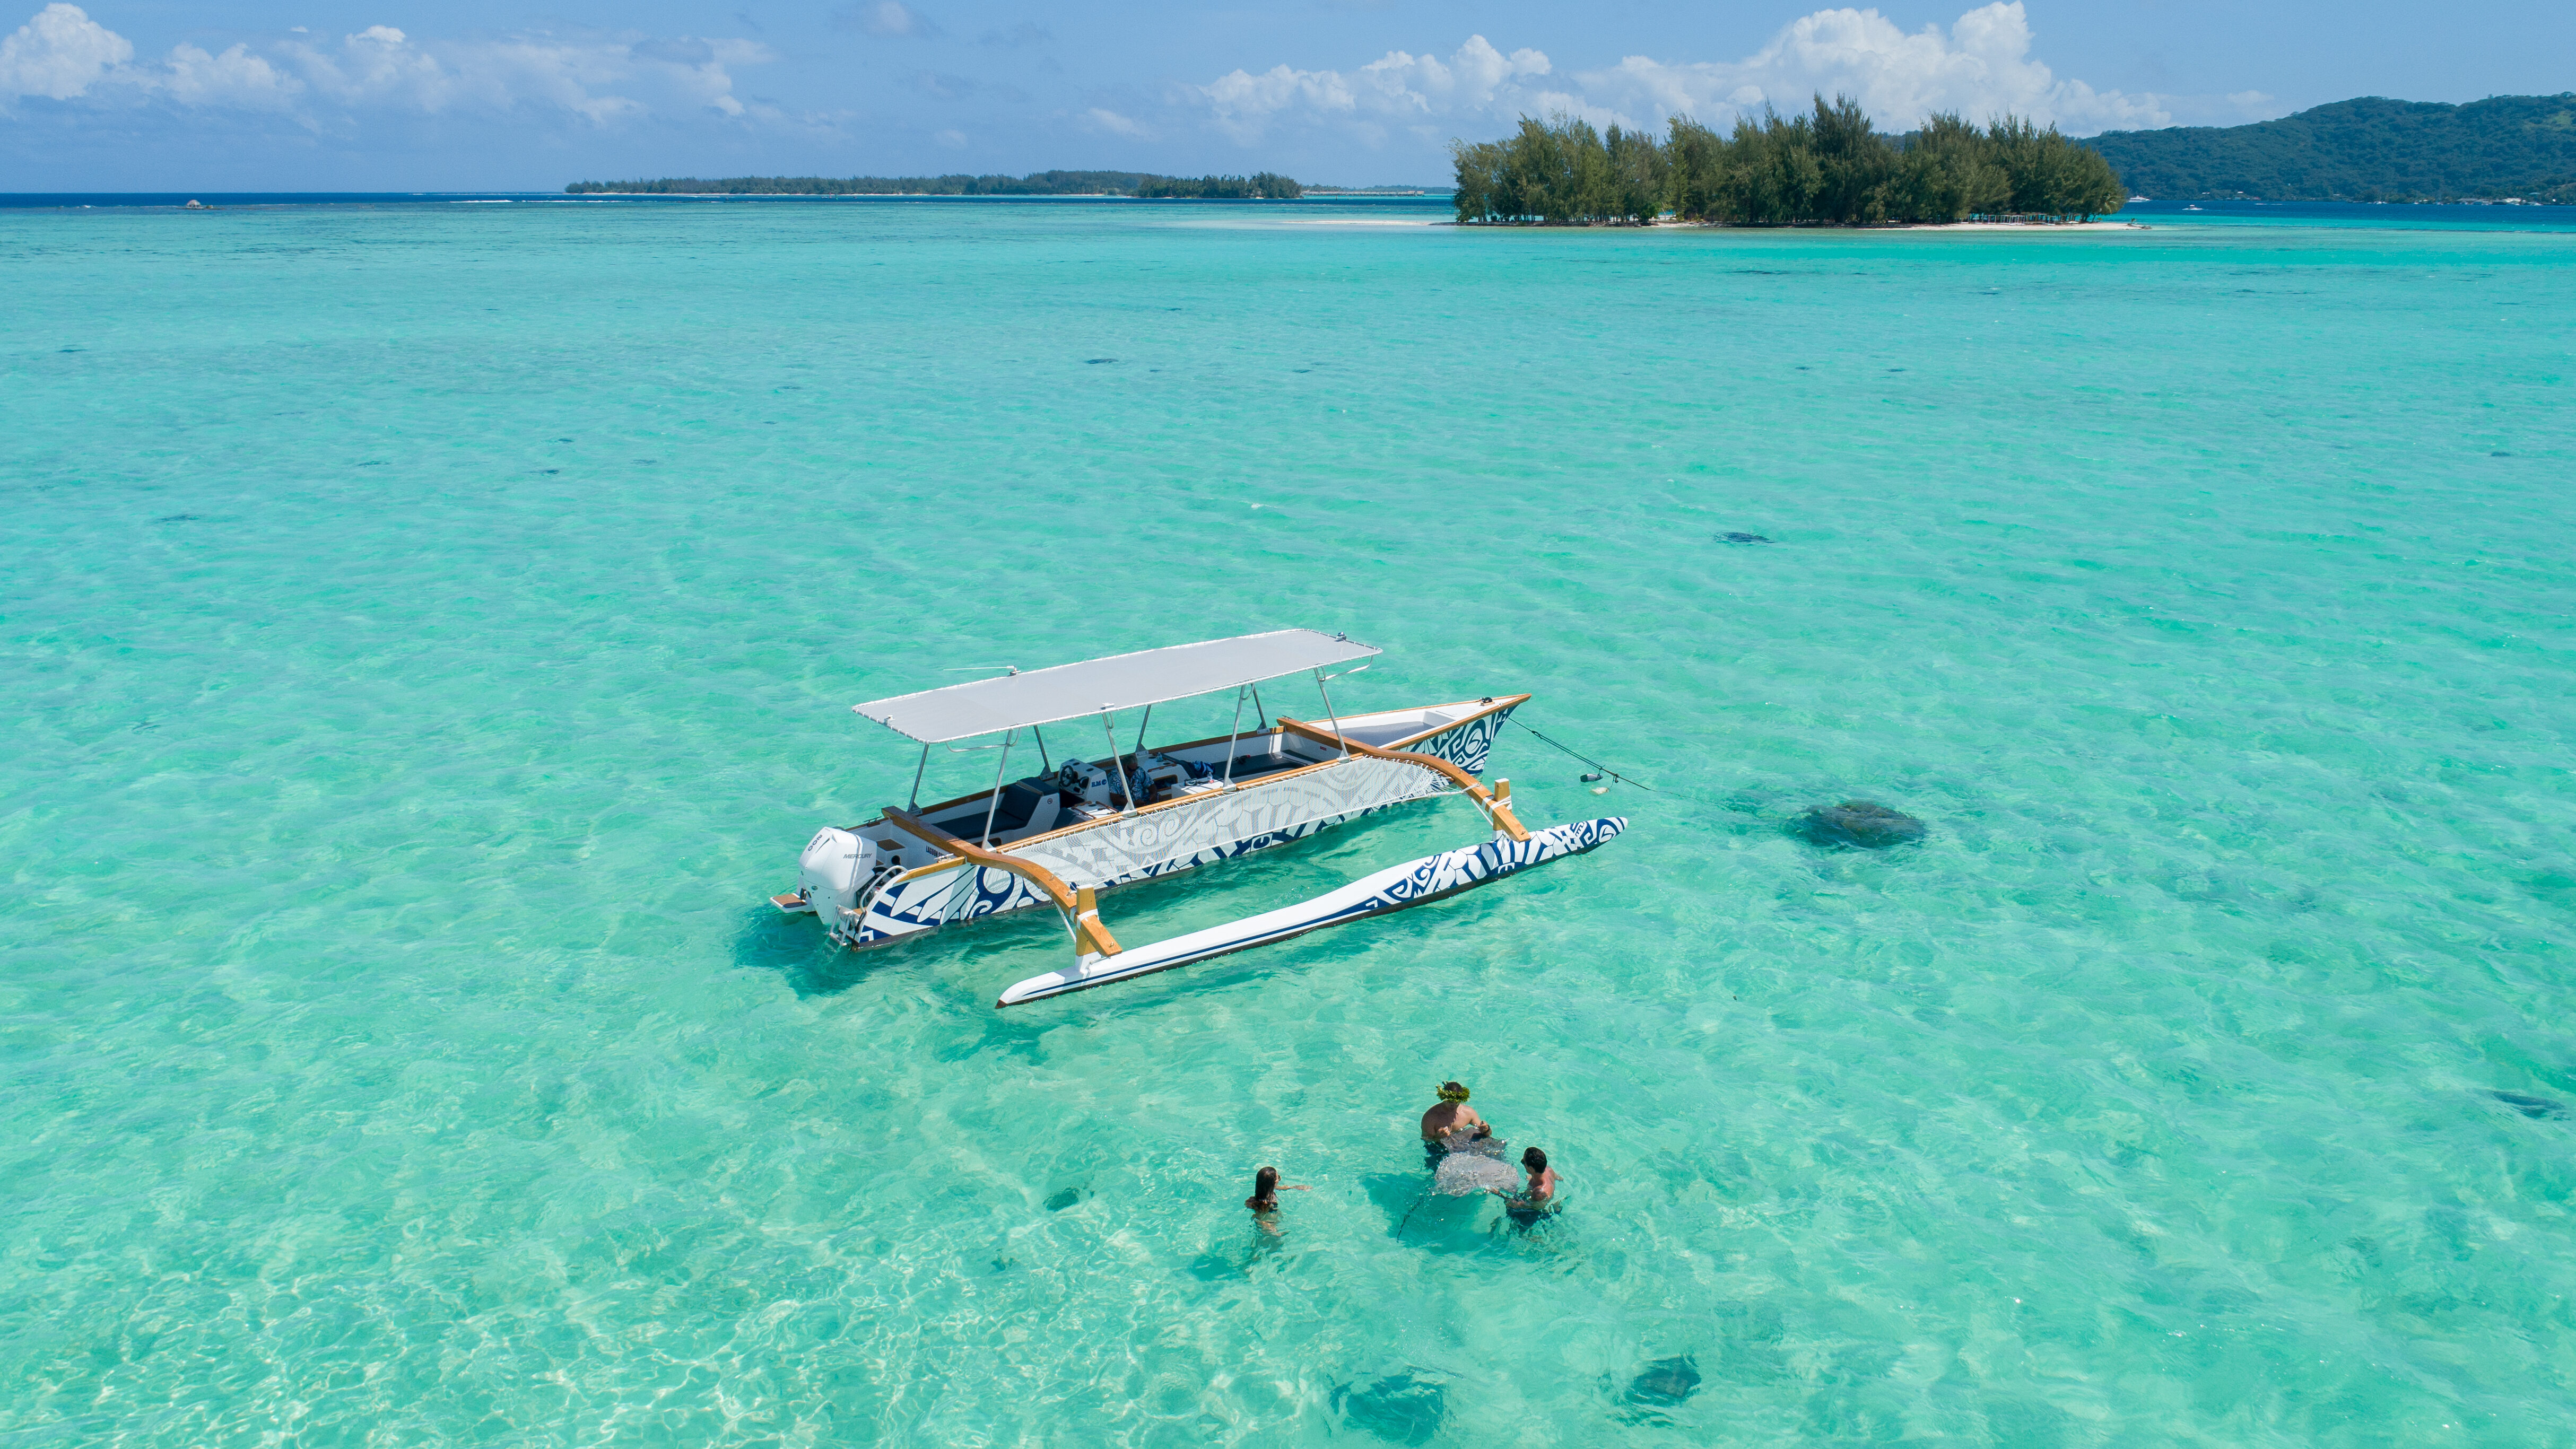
[4,199,2573,1444]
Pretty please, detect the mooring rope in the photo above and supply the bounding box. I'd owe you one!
[1506,717,1658,792]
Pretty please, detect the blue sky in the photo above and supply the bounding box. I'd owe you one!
[2,1,2569,189]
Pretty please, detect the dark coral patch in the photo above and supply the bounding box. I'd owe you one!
[1797,800,1927,849]
[1625,1356,1701,1406]
[2491,1090,2568,1120]
[1331,1375,1444,1444]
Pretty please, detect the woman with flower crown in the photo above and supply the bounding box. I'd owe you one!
[1418,1081,1488,1164]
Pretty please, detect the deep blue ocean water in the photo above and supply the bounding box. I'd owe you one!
[4,197,2573,1444]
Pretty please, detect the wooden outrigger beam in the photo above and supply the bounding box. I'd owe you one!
[1273,718,1532,842]
[875,720,1528,976]
[882,807,1124,958]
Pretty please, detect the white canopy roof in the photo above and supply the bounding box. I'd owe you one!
[854,629,1381,743]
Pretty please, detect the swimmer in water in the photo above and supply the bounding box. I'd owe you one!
[1492,1146,1558,1227]
[1420,1081,1487,1163]
[1245,1165,1308,1235]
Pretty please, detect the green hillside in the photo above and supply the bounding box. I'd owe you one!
[2089,93,2576,202]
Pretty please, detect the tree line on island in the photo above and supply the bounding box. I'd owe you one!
[1451,96,2127,225]
[565,171,1303,198]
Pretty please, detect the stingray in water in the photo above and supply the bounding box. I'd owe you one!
[1431,1138,1519,1196]
[1796,800,1927,849]
[1625,1356,1701,1406]
[1331,1374,1444,1444]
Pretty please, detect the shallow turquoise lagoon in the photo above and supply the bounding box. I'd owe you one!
[5,200,2574,1445]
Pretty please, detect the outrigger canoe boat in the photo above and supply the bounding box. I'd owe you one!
[772,630,1625,1005]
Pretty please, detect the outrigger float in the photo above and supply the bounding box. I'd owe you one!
[772,630,1626,1005]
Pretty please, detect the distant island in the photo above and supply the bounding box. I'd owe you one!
[564,171,1303,199]
[2087,93,2576,202]
[1451,98,2125,226]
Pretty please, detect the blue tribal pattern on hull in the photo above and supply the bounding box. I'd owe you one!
[1399,704,1518,777]
[995,816,1629,1005]
[1379,813,1625,907]
[832,705,1527,952]
[842,807,1402,948]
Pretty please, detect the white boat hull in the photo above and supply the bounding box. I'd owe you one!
[996,816,1627,1006]
[843,754,1446,946]
[773,668,1635,1008]
[821,702,1523,950]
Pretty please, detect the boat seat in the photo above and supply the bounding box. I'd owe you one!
[933,777,1063,844]
[1016,790,1063,836]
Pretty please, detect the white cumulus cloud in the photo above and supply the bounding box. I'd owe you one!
[162,40,301,109]
[1082,106,1147,138]
[1191,3,2188,146]
[842,2,938,40]
[1589,3,2168,133]
[279,24,772,124]
[1197,34,1561,145]
[0,3,129,100]
[0,5,774,124]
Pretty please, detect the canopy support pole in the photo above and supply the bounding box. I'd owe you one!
[978,729,1016,846]
[1220,685,1248,788]
[1033,726,1050,775]
[1315,669,1349,758]
[1098,710,1126,809]
[908,742,929,810]
[1126,705,1154,807]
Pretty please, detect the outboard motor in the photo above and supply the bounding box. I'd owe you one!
[795,828,875,922]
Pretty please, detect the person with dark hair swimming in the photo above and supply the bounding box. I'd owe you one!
[1420,1081,1487,1164]
[1492,1146,1559,1227]
[1245,1165,1308,1235]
